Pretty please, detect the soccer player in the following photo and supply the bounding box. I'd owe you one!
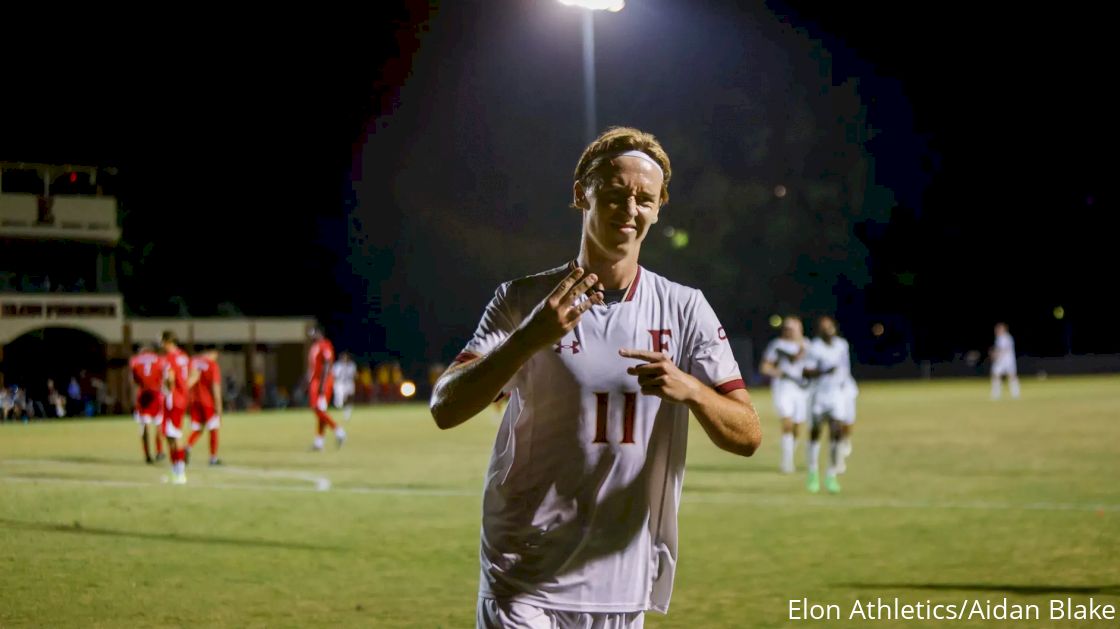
[129,343,165,463]
[308,326,345,450]
[185,347,223,465]
[990,322,1020,400]
[331,351,357,421]
[759,316,810,473]
[804,315,855,494]
[160,331,190,484]
[430,127,762,627]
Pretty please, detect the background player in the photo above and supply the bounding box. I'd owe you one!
[186,347,223,465]
[331,351,357,421]
[804,315,855,494]
[759,316,810,473]
[990,322,1020,400]
[308,326,345,450]
[129,343,164,463]
[161,331,190,484]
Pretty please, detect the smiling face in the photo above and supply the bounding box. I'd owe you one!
[574,154,664,262]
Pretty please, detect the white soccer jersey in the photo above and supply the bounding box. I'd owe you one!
[807,336,855,422]
[762,337,809,421]
[992,333,1016,375]
[807,337,850,392]
[457,263,744,614]
[332,361,357,387]
[762,338,807,381]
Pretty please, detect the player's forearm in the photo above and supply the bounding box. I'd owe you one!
[430,330,539,430]
[686,387,762,457]
[759,362,780,378]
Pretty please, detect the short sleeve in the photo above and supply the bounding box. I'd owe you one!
[686,291,745,394]
[456,283,517,364]
[761,339,779,363]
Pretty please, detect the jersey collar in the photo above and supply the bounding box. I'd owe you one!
[567,260,642,303]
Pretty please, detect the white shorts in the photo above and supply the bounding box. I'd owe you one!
[333,383,354,407]
[477,599,644,629]
[190,416,221,432]
[134,412,162,425]
[992,360,1017,377]
[771,381,810,423]
[813,387,856,425]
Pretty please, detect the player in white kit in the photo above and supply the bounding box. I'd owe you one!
[332,352,357,420]
[431,127,762,628]
[759,316,810,473]
[804,316,856,494]
[990,323,1020,400]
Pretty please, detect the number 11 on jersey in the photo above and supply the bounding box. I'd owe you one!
[593,392,637,444]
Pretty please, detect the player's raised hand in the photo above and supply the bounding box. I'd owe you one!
[518,267,604,350]
[620,348,700,403]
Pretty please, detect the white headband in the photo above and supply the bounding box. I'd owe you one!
[608,150,664,178]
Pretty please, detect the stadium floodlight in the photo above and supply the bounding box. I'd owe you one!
[558,0,624,11]
[556,0,625,142]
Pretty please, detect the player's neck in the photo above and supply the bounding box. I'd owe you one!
[576,247,639,291]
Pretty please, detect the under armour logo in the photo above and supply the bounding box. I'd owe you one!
[555,340,581,354]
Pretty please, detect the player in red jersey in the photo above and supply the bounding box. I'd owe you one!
[129,343,165,463]
[161,331,191,484]
[308,326,345,450]
[186,347,223,465]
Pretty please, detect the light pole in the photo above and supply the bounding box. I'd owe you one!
[557,0,625,143]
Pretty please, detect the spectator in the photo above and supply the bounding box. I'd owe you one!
[223,375,240,411]
[46,379,66,418]
[9,386,29,421]
[91,376,110,415]
[0,388,12,421]
[67,376,82,416]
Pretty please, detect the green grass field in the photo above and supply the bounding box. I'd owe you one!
[2,376,1118,628]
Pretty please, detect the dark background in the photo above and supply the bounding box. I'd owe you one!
[2,1,1113,373]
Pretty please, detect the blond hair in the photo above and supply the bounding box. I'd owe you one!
[573,126,672,207]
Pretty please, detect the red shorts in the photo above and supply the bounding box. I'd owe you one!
[163,405,186,439]
[189,402,219,430]
[134,390,164,424]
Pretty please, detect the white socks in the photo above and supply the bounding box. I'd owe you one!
[172,461,185,475]
[343,405,353,421]
[836,437,851,474]
[335,427,346,439]
[1009,378,1021,399]
[807,440,821,472]
[781,433,795,472]
[313,436,325,450]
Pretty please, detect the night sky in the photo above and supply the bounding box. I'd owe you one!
[3,1,1114,374]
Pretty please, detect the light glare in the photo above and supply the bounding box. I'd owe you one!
[558,0,625,12]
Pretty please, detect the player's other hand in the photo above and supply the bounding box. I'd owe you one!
[620,349,700,404]
[317,396,328,412]
[518,267,604,350]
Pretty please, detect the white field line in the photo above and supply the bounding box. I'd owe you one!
[1,469,1118,512]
